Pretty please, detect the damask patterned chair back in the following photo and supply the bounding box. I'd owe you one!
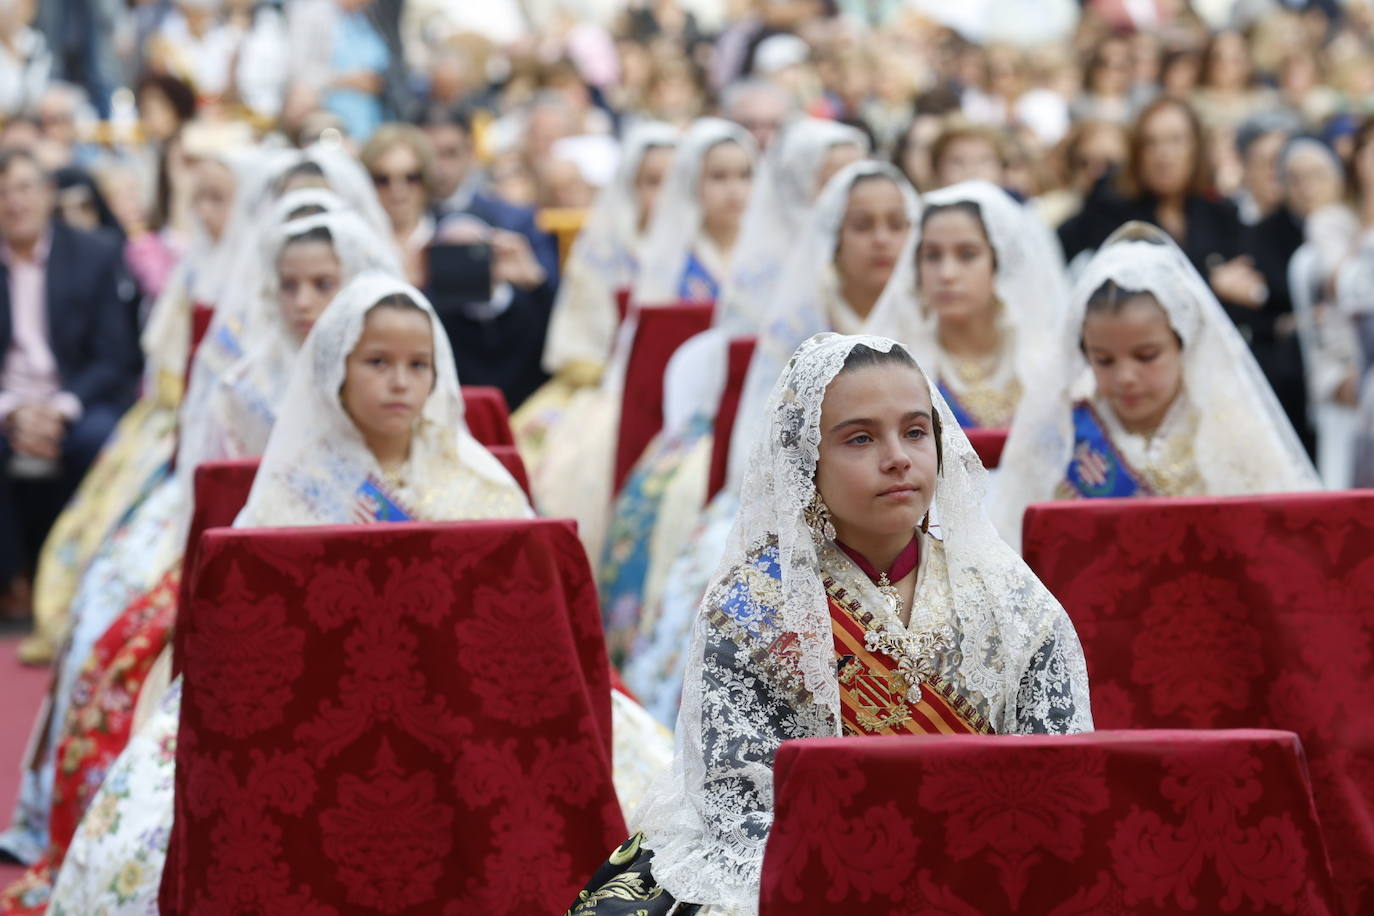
[613,302,715,495]
[759,730,1338,914]
[460,385,516,447]
[163,517,625,914]
[175,455,535,675]
[1022,491,1374,914]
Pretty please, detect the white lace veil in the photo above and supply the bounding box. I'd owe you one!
[713,118,871,334]
[541,121,679,374]
[176,186,351,478]
[631,117,757,306]
[995,222,1321,547]
[874,179,1068,377]
[634,332,1091,913]
[138,147,254,395]
[207,209,403,462]
[237,271,531,527]
[725,160,921,491]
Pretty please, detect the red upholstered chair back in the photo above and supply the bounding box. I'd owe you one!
[163,518,625,914]
[183,303,215,388]
[706,336,757,502]
[759,730,1338,914]
[1023,491,1374,912]
[174,450,533,676]
[614,286,632,324]
[485,444,531,499]
[613,302,715,494]
[175,459,261,671]
[460,385,515,446]
[964,427,1007,469]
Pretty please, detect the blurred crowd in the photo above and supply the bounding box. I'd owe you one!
[2,0,1374,586]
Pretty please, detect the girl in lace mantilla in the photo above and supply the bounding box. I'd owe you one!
[45,274,532,915]
[995,222,1320,551]
[570,332,1091,916]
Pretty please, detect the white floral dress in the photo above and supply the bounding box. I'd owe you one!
[46,679,181,915]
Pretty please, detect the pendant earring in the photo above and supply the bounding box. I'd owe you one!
[804,490,837,545]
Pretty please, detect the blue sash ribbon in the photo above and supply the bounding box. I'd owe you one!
[937,380,979,429]
[356,477,414,522]
[1064,402,1150,498]
[677,251,719,302]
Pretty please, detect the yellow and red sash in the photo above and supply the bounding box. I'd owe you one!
[826,575,992,737]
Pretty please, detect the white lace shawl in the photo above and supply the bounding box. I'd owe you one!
[995,224,1322,549]
[633,332,1092,914]
[630,117,758,307]
[202,209,402,465]
[713,118,871,335]
[872,179,1069,395]
[725,161,921,491]
[541,121,679,375]
[236,271,531,527]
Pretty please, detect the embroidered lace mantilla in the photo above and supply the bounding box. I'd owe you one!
[631,333,1091,915]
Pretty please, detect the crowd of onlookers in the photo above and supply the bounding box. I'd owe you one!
[2,0,1374,620]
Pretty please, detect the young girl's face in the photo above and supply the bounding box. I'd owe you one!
[277,239,342,343]
[816,363,939,544]
[833,177,909,295]
[698,140,752,235]
[341,307,435,448]
[917,208,997,324]
[633,145,674,232]
[191,159,235,242]
[1081,294,1184,433]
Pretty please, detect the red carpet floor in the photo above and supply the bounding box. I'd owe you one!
[0,637,49,887]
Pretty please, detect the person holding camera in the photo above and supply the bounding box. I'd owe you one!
[361,122,557,409]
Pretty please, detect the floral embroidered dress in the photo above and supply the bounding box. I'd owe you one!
[572,332,1092,915]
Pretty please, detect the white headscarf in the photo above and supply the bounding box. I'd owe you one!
[541,121,679,374]
[207,209,403,463]
[137,147,254,397]
[995,222,1321,547]
[876,179,1068,378]
[176,186,351,474]
[714,118,871,334]
[237,271,531,527]
[633,332,1091,913]
[630,117,757,306]
[727,160,921,491]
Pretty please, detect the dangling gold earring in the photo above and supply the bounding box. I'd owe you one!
[804,490,837,545]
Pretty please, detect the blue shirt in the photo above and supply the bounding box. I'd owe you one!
[324,12,388,142]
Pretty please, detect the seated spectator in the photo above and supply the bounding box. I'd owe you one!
[0,148,140,620]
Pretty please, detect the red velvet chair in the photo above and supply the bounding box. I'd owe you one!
[162,518,625,914]
[1023,491,1374,913]
[760,730,1338,914]
[964,427,1007,469]
[706,336,757,502]
[485,444,531,498]
[175,448,535,670]
[613,303,715,495]
[460,385,515,446]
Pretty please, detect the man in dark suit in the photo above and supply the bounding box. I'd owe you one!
[0,147,140,615]
[420,108,560,409]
